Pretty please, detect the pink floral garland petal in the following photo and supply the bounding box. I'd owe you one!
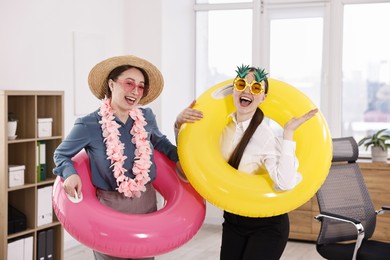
[98,97,152,198]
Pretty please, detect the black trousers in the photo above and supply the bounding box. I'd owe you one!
[220,211,290,260]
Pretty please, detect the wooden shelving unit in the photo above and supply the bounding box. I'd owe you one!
[289,161,390,243]
[0,90,64,260]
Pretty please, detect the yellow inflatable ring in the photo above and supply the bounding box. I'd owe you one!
[178,78,332,217]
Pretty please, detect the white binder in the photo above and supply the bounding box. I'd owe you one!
[37,186,53,226]
[24,236,33,260]
[7,239,23,260]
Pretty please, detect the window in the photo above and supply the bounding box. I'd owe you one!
[196,9,253,95]
[342,3,390,149]
[269,7,324,107]
[197,0,252,3]
[195,0,390,158]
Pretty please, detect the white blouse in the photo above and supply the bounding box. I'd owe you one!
[220,113,302,191]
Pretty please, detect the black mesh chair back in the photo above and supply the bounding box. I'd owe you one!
[317,137,376,244]
[331,136,359,163]
[315,137,381,259]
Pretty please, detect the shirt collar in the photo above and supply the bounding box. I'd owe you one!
[228,112,252,131]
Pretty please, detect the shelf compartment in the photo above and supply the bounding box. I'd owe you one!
[8,95,36,139]
[37,139,63,183]
[8,141,37,185]
[8,188,36,233]
[37,95,63,138]
[37,226,63,260]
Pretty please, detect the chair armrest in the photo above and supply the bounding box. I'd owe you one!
[314,211,364,260]
[377,206,390,215]
[315,211,362,225]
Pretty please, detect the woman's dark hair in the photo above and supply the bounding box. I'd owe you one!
[227,66,268,168]
[228,107,264,169]
[105,65,150,98]
[248,67,269,94]
[263,78,269,94]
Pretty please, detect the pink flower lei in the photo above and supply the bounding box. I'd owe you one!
[98,97,152,198]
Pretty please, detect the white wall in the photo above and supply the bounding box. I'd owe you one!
[0,0,128,135]
[160,0,224,225]
[0,0,195,167]
[0,0,125,249]
[122,0,224,226]
[0,0,222,250]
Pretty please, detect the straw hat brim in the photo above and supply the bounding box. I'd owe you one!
[88,55,164,105]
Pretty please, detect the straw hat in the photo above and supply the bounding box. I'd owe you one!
[88,55,164,105]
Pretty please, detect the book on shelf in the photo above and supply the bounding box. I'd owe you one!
[36,141,47,182]
[37,186,53,226]
[37,229,54,260]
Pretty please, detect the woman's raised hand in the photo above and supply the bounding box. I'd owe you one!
[175,100,204,128]
[283,108,318,140]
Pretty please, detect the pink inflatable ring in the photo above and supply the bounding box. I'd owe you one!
[52,150,206,258]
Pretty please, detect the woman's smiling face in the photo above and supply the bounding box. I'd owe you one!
[110,68,145,107]
[232,71,266,122]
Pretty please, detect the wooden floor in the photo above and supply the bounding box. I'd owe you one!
[65,224,324,260]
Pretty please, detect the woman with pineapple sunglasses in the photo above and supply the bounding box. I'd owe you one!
[175,65,317,260]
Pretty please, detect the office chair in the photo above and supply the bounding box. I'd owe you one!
[314,137,390,260]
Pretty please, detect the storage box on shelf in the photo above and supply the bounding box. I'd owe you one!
[8,165,26,188]
[0,90,64,260]
[37,118,53,138]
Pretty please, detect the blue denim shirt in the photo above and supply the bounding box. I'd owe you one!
[53,107,178,191]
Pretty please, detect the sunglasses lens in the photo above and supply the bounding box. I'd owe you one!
[234,79,247,91]
[251,83,263,94]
